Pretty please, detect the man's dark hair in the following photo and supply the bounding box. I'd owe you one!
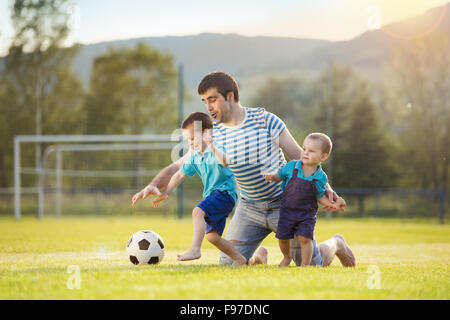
[181,112,213,131]
[197,71,240,102]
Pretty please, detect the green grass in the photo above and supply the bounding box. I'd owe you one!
[0,216,449,299]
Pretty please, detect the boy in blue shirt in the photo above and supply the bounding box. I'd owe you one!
[152,112,247,265]
[263,133,346,267]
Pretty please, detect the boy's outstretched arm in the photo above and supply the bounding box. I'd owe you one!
[203,129,229,166]
[152,170,187,207]
[209,144,229,166]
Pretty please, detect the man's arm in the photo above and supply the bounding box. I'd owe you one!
[131,149,192,206]
[276,128,303,161]
[151,152,188,190]
[152,170,187,207]
[163,170,187,196]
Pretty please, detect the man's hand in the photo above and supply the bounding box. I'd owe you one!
[152,193,169,208]
[335,197,346,212]
[131,184,163,207]
[321,189,345,212]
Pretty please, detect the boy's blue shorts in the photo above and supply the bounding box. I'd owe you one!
[197,190,236,236]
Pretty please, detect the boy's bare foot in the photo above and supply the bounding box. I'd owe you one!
[279,257,292,267]
[334,234,356,267]
[177,249,201,261]
[248,246,268,265]
[231,256,247,266]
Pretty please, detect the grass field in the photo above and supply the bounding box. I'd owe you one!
[0,215,449,299]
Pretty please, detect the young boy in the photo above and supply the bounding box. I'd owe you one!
[152,112,247,265]
[263,133,346,267]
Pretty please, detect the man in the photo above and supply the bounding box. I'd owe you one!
[132,72,356,267]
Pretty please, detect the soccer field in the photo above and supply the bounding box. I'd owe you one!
[0,216,449,300]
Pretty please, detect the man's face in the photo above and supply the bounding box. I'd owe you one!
[201,87,231,124]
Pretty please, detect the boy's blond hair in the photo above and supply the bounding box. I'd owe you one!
[305,132,333,155]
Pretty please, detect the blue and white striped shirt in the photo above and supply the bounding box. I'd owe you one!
[212,107,287,202]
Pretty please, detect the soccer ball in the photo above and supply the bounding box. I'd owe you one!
[126,230,165,265]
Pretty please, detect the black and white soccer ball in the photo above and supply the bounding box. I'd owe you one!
[126,230,165,265]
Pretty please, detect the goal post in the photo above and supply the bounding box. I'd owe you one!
[14,134,185,220]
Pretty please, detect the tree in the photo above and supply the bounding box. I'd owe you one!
[0,0,84,188]
[310,63,363,184]
[84,42,178,187]
[85,42,177,134]
[309,64,400,215]
[249,75,317,141]
[389,34,450,196]
[311,64,398,191]
[340,90,397,189]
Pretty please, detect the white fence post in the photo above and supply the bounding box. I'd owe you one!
[56,148,62,219]
[14,137,21,220]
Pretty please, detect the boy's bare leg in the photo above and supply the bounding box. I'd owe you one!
[206,231,247,266]
[298,235,313,267]
[278,239,292,266]
[177,207,205,261]
[318,234,356,267]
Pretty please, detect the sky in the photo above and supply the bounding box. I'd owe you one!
[0,0,448,55]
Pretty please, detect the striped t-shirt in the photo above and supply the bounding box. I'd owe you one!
[212,107,287,202]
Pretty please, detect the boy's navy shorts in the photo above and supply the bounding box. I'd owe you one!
[197,190,236,236]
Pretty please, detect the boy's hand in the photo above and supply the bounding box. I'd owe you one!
[203,129,214,147]
[152,193,169,208]
[131,184,163,207]
[262,172,276,182]
[325,188,338,204]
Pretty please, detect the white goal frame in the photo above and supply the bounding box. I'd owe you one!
[14,134,178,220]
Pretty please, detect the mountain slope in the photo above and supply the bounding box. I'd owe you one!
[73,33,330,88]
